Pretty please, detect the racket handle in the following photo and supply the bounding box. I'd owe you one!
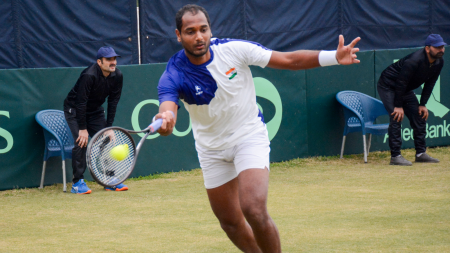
[149,119,163,133]
[148,111,175,133]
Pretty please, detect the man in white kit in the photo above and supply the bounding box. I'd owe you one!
[154,4,361,252]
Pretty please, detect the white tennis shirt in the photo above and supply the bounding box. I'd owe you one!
[158,38,273,150]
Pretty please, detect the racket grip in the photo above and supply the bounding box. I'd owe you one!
[149,119,163,133]
[148,111,175,133]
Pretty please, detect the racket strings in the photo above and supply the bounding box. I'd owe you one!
[89,129,135,185]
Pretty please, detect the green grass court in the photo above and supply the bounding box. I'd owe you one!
[1,147,449,252]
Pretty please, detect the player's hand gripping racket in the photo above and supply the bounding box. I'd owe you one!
[86,112,174,188]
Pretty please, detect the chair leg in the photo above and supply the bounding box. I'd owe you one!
[367,134,372,154]
[340,136,346,159]
[363,134,367,163]
[62,160,67,192]
[39,161,47,189]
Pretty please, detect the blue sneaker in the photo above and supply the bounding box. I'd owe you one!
[105,182,128,191]
[71,179,92,194]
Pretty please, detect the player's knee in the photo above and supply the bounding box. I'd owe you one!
[219,219,241,234]
[241,205,269,226]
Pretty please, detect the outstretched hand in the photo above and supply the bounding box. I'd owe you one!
[336,35,361,65]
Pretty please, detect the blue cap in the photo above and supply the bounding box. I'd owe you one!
[97,46,120,59]
[425,34,447,47]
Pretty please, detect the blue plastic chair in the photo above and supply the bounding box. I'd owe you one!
[336,91,389,163]
[35,110,74,192]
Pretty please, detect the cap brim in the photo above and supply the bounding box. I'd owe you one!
[430,42,447,47]
[98,53,121,58]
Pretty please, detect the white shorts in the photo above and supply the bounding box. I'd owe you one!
[196,129,271,189]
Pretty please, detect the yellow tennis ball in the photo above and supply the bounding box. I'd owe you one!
[110,144,129,161]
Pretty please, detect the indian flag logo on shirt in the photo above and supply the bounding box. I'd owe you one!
[226,68,237,80]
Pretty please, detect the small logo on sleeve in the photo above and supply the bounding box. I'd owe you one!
[226,68,237,80]
[195,85,203,95]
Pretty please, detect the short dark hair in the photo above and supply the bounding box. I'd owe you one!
[175,4,211,32]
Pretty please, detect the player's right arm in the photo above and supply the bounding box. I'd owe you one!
[156,67,181,136]
[155,101,177,136]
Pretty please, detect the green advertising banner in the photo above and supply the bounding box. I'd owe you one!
[250,67,308,161]
[0,64,201,191]
[0,68,83,190]
[306,51,378,156]
[0,49,448,190]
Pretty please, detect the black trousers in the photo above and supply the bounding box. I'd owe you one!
[377,81,427,157]
[64,105,106,183]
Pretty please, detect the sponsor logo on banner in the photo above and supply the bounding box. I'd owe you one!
[0,111,14,154]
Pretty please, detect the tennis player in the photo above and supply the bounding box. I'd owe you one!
[154,4,360,252]
[64,46,128,194]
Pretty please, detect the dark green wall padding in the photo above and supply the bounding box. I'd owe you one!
[0,48,449,190]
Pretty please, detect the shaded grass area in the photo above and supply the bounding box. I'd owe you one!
[1,147,449,252]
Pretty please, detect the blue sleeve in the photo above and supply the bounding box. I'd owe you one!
[157,70,180,106]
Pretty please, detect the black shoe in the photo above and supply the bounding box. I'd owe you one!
[415,153,440,163]
[390,155,412,166]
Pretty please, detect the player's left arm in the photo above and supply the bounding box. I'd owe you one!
[267,35,361,70]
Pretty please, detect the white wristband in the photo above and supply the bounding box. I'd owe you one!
[318,50,339,66]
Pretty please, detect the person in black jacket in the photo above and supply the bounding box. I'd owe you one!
[377,34,446,166]
[64,46,128,194]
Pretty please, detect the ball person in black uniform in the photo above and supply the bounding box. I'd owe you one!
[64,46,128,194]
[377,34,446,166]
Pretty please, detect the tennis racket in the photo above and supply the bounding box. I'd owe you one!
[86,115,168,188]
